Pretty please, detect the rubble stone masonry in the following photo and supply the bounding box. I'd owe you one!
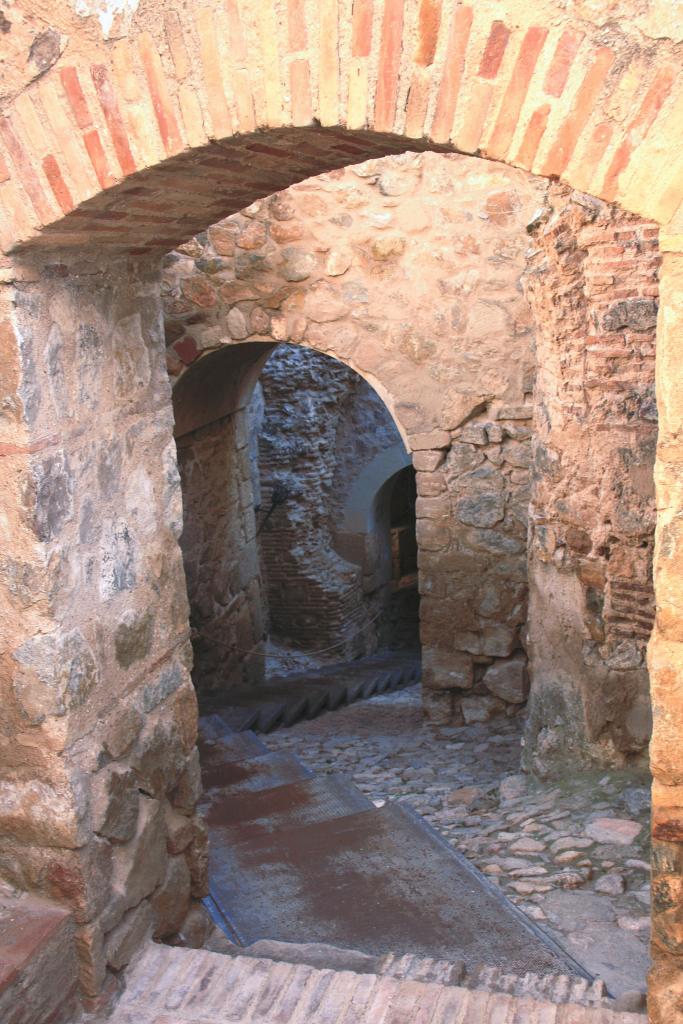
[163,152,544,718]
[524,185,659,772]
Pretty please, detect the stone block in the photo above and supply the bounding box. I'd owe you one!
[74,921,106,997]
[422,688,454,724]
[482,653,529,703]
[422,650,473,691]
[461,695,503,723]
[111,797,167,912]
[455,492,504,527]
[170,748,202,814]
[415,495,450,520]
[105,901,153,971]
[91,767,140,844]
[412,450,445,472]
[409,429,451,451]
[152,855,191,939]
[103,706,144,760]
[177,903,213,948]
[186,819,209,898]
[415,518,450,551]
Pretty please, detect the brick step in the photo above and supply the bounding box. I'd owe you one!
[0,892,79,1024]
[105,942,646,1023]
[210,937,613,1010]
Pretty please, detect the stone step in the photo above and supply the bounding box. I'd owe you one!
[105,942,646,1023]
[0,892,80,1024]
[198,651,421,734]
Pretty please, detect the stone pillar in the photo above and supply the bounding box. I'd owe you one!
[417,412,531,725]
[0,255,204,998]
[648,246,683,1024]
[523,188,658,772]
[176,406,266,699]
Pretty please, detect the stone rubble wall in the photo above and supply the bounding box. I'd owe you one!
[163,152,545,713]
[0,257,205,1001]
[256,343,402,660]
[176,407,266,696]
[523,185,659,771]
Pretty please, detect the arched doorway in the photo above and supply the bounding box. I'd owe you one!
[0,3,681,1014]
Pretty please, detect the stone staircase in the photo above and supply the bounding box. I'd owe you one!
[104,941,646,1023]
[198,651,421,732]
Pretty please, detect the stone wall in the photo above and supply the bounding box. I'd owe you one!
[163,152,545,714]
[0,255,204,1000]
[257,343,403,659]
[523,186,659,771]
[176,407,266,698]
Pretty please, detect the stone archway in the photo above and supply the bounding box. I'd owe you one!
[1,2,683,1017]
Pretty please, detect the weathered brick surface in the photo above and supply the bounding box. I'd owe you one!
[103,942,647,1024]
[523,185,659,773]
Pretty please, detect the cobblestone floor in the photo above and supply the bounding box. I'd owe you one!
[266,686,651,999]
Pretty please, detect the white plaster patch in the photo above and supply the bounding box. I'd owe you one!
[72,0,140,38]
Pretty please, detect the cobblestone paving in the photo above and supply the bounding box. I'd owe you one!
[267,687,651,999]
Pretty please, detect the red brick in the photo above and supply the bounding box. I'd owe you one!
[174,336,199,364]
[290,60,312,125]
[0,154,9,182]
[544,29,584,97]
[83,129,115,188]
[91,65,136,176]
[431,5,473,143]
[288,0,307,50]
[602,66,675,201]
[138,32,184,155]
[602,140,632,202]
[415,0,441,67]
[225,0,249,63]
[479,21,510,79]
[195,8,232,140]
[575,120,612,184]
[515,103,550,168]
[42,155,74,214]
[60,67,93,129]
[351,0,373,58]
[632,65,676,134]
[487,26,547,160]
[459,79,492,152]
[542,46,615,177]
[165,12,192,81]
[374,0,404,132]
[0,116,54,222]
[405,72,430,137]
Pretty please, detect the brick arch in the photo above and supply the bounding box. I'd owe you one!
[2,0,683,257]
[1,3,683,1018]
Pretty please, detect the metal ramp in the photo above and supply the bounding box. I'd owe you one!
[199,715,591,983]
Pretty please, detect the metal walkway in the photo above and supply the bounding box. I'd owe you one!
[198,687,591,982]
